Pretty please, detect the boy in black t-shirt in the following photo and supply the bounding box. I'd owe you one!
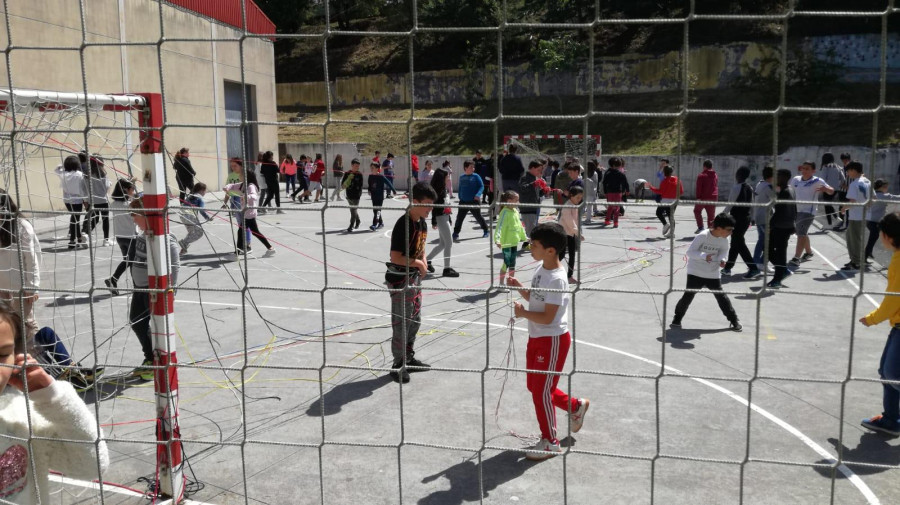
[386,182,438,383]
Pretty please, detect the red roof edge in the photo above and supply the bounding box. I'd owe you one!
[166,0,276,39]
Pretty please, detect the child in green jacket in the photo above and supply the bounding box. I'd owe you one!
[494,190,528,285]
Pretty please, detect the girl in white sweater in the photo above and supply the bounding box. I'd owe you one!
[53,155,89,249]
[0,190,41,331]
[0,301,109,504]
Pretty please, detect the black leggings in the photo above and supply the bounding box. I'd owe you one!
[768,227,793,282]
[674,274,738,323]
[263,176,281,207]
[64,202,84,242]
[566,235,579,278]
[130,291,153,361]
[112,237,133,281]
[237,218,272,250]
[656,206,671,225]
[865,220,880,259]
[86,202,110,239]
[725,215,754,270]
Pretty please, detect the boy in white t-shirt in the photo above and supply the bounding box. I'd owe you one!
[789,161,834,265]
[670,213,742,331]
[841,161,871,271]
[507,222,590,461]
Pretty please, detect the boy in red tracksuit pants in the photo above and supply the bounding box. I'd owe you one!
[507,222,590,461]
[694,159,719,233]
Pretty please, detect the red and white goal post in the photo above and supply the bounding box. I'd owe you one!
[0,88,185,500]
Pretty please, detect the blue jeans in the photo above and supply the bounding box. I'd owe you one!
[230,195,251,243]
[753,223,766,265]
[33,327,73,378]
[879,328,900,424]
[284,173,297,194]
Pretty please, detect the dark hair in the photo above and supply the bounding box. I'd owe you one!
[500,190,519,203]
[299,154,307,161]
[411,181,437,202]
[822,152,835,165]
[712,212,736,229]
[263,151,275,163]
[387,153,394,159]
[430,167,448,196]
[802,160,816,170]
[587,161,598,179]
[776,168,793,188]
[176,147,189,158]
[285,154,294,162]
[0,190,22,249]
[89,157,106,179]
[229,157,243,167]
[702,159,713,169]
[879,212,900,249]
[840,152,852,161]
[660,158,670,164]
[370,163,380,169]
[111,178,135,201]
[78,151,88,164]
[257,152,265,162]
[736,166,751,183]
[0,299,26,355]
[315,153,322,161]
[663,165,674,177]
[762,165,774,180]
[191,182,207,193]
[874,179,888,191]
[463,160,474,170]
[351,158,360,165]
[63,155,81,172]
[568,186,584,197]
[608,157,623,168]
[566,163,581,172]
[442,160,451,168]
[530,222,567,260]
[551,160,560,169]
[846,161,864,174]
[246,169,259,188]
[508,144,518,154]
[528,161,542,170]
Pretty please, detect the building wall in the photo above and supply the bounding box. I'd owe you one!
[0,0,277,211]
[277,34,900,108]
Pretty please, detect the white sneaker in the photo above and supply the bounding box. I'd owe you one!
[570,398,590,433]
[525,438,561,461]
[661,223,670,236]
[263,248,277,258]
[103,238,114,246]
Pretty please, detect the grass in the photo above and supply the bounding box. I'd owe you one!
[278,84,900,155]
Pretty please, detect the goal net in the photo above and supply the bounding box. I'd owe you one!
[1,88,186,500]
[504,134,602,165]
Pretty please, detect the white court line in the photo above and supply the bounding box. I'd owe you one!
[173,299,879,504]
[49,474,215,505]
[810,245,880,308]
[574,340,880,505]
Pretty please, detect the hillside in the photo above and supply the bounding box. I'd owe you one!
[278,85,900,155]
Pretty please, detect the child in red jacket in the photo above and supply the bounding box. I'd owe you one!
[648,165,684,237]
[694,159,719,233]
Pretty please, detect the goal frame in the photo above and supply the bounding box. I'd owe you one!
[0,88,185,501]
[503,134,602,160]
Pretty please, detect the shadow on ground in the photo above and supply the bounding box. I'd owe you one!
[813,433,900,478]
[658,327,735,349]
[418,450,541,505]
[305,374,394,416]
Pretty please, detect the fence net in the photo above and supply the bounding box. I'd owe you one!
[2,0,900,504]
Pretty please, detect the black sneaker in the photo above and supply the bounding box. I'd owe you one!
[442,267,459,277]
[346,226,353,233]
[427,261,435,273]
[730,320,743,332]
[801,252,814,262]
[406,357,431,372]
[105,277,119,296]
[841,263,859,272]
[743,269,761,279]
[389,362,410,383]
[669,320,682,329]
